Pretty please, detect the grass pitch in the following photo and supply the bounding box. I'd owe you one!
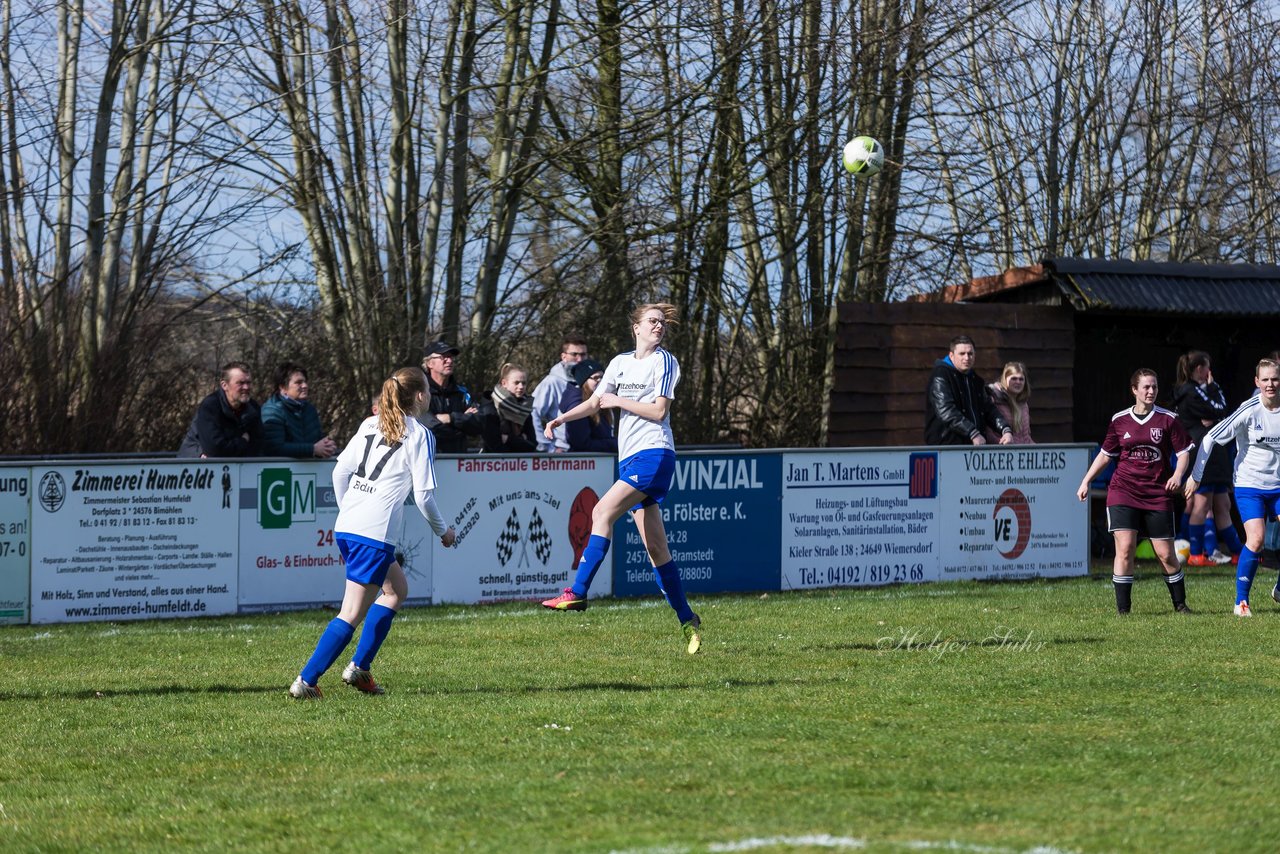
[3,563,1280,853]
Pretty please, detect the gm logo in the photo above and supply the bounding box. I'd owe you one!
[258,468,316,529]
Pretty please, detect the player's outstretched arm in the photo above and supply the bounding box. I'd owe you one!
[1166,448,1192,493]
[545,393,601,438]
[1077,451,1111,502]
[599,393,670,422]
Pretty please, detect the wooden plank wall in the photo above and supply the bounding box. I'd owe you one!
[828,302,1076,447]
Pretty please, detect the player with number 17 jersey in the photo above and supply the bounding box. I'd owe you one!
[290,368,454,700]
[333,415,447,547]
[1100,406,1193,511]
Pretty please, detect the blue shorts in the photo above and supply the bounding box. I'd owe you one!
[1233,487,1280,524]
[1195,483,1230,496]
[618,449,676,509]
[336,534,396,587]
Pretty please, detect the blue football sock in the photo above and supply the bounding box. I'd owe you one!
[301,617,355,686]
[571,535,611,597]
[653,560,695,623]
[1217,525,1243,556]
[1236,547,1260,605]
[352,604,397,670]
[1178,513,1190,541]
[1189,523,1205,556]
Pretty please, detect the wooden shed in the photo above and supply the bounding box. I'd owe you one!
[828,258,1280,447]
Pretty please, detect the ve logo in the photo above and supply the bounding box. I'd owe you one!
[258,468,316,529]
[992,488,1032,559]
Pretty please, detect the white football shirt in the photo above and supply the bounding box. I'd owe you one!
[1193,395,1280,489]
[598,348,680,461]
[332,415,447,545]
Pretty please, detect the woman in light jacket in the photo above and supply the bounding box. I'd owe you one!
[984,362,1034,444]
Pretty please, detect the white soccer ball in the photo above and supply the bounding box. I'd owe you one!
[842,135,885,177]
[1174,538,1190,565]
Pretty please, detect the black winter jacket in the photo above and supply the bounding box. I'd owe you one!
[1173,380,1231,483]
[476,389,538,453]
[924,358,1009,445]
[420,373,483,453]
[176,389,263,457]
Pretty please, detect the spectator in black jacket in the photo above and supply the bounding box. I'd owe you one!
[418,341,482,453]
[560,359,617,452]
[177,362,264,457]
[924,335,1012,446]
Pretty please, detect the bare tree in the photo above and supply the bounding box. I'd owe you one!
[0,0,260,453]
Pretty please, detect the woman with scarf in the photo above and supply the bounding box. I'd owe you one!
[478,363,538,453]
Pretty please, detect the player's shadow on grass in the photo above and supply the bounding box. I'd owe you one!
[0,679,803,702]
[411,677,817,697]
[0,684,284,701]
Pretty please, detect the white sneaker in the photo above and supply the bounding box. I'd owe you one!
[289,676,323,699]
[1210,549,1233,565]
[1234,602,1253,618]
[341,662,385,695]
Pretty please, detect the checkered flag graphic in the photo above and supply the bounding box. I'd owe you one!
[496,508,521,566]
[528,508,552,565]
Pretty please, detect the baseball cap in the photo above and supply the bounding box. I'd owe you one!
[572,358,605,386]
[425,341,461,358]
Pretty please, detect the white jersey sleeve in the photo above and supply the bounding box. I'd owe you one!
[599,349,679,461]
[1192,395,1280,489]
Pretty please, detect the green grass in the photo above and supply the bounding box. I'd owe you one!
[3,562,1279,853]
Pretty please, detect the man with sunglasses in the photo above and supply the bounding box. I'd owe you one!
[419,341,481,453]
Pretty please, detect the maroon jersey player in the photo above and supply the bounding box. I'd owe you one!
[1077,369,1194,614]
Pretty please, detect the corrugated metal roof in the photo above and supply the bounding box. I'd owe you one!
[1044,257,1280,317]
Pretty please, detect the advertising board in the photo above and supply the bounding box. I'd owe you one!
[30,464,238,623]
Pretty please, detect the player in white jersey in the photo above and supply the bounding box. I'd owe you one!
[290,368,456,698]
[539,303,703,654]
[1185,358,1280,617]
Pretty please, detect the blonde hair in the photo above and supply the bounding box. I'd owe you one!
[1001,363,1030,401]
[631,302,680,329]
[498,362,526,386]
[998,362,1029,434]
[1257,358,1279,378]
[377,368,428,444]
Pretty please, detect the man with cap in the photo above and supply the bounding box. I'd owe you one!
[419,340,482,453]
[532,333,589,453]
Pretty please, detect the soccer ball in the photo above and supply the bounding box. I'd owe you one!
[842,135,885,177]
[1174,538,1190,565]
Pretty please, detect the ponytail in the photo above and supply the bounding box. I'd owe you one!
[377,368,429,444]
[1176,350,1209,386]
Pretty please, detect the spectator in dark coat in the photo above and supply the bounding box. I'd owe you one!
[177,362,264,457]
[924,335,1012,446]
[560,359,616,452]
[261,362,338,458]
[477,363,538,453]
[418,341,482,453]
